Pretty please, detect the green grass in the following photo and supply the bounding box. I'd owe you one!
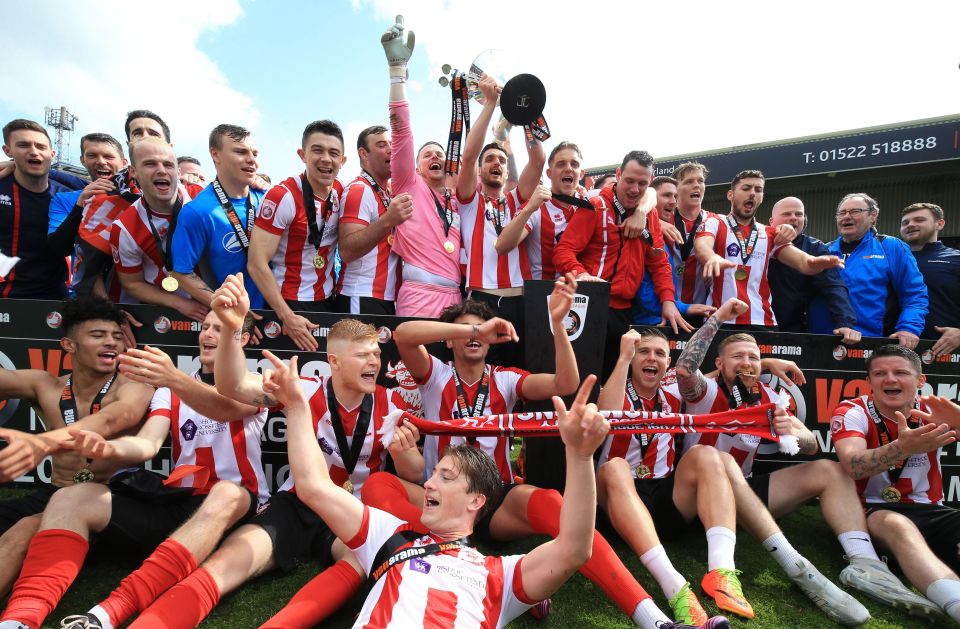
[0,487,937,628]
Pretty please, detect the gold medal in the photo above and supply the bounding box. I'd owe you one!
[494,237,499,249]
[881,485,902,503]
[734,267,749,281]
[73,468,94,484]
[443,240,456,254]
[675,262,685,276]
[387,234,395,247]
[342,479,354,494]
[161,276,179,292]
[635,464,651,479]
[313,255,325,270]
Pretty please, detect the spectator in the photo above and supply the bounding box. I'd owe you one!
[176,156,206,186]
[900,202,960,357]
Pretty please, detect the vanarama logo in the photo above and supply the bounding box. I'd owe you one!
[0,313,9,323]
[832,345,847,360]
[756,344,801,356]
[833,346,873,361]
[377,326,392,343]
[263,321,281,339]
[46,311,63,329]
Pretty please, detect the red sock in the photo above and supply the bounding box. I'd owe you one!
[128,567,220,629]
[361,471,428,534]
[259,560,363,628]
[0,528,89,629]
[525,488,650,615]
[98,538,198,626]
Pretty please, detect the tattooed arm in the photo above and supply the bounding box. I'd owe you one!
[171,271,215,307]
[675,298,748,401]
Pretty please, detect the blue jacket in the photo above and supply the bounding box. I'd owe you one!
[826,229,928,337]
[632,245,692,325]
[769,233,857,333]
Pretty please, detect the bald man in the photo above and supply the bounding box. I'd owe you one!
[768,197,860,344]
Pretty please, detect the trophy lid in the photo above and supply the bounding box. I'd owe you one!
[500,73,546,126]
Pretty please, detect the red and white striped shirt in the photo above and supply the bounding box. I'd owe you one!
[278,377,398,497]
[339,175,400,300]
[109,198,191,303]
[831,396,943,505]
[696,215,789,326]
[254,175,342,302]
[460,188,531,290]
[80,183,202,254]
[669,210,716,305]
[151,379,270,504]
[597,382,682,478]
[348,506,534,628]
[416,356,529,484]
[681,377,782,477]
[525,197,576,280]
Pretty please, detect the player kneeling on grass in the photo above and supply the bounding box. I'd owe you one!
[0,310,269,629]
[674,297,935,625]
[596,327,748,624]
[833,344,960,623]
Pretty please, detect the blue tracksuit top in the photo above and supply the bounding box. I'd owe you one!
[826,229,927,337]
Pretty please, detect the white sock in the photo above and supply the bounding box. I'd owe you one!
[640,544,687,600]
[89,605,115,629]
[762,531,805,576]
[838,530,880,561]
[631,597,671,628]
[706,526,737,571]
[926,578,960,622]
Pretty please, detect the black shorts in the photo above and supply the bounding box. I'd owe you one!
[865,502,960,574]
[472,482,515,542]
[102,470,217,554]
[0,484,58,533]
[634,476,697,540]
[253,490,336,573]
[331,294,396,316]
[747,473,772,507]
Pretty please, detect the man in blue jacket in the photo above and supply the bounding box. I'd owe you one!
[827,193,927,348]
[768,197,860,344]
[900,202,960,358]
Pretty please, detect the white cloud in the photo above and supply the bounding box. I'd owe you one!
[358,0,960,171]
[0,0,257,175]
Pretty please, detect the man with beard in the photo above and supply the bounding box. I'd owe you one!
[247,120,346,351]
[0,297,153,595]
[767,196,860,343]
[109,138,209,320]
[695,169,843,329]
[899,202,960,357]
[336,125,413,316]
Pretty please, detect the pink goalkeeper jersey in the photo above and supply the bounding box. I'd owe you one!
[389,100,467,285]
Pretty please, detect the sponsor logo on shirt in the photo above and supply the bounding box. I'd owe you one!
[260,199,276,221]
[222,233,242,253]
[0,194,11,205]
[726,243,741,257]
[317,436,334,455]
[410,557,432,574]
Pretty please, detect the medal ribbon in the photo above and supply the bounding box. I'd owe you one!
[431,189,454,237]
[612,186,657,250]
[142,195,184,272]
[551,192,593,210]
[626,380,667,448]
[865,398,920,484]
[725,215,759,266]
[326,378,374,477]
[212,178,254,252]
[60,372,117,425]
[486,196,508,236]
[522,114,552,143]
[717,375,761,411]
[444,72,471,175]
[359,170,392,209]
[451,364,490,445]
[370,530,470,582]
[300,174,334,249]
[674,209,703,261]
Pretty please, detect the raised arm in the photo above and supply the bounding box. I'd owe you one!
[598,330,640,410]
[211,274,275,407]
[515,138,545,202]
[263,351,364,541]
[776,243,844,276]
[393,316,519,381]
[494,184,550,255]
[675,298,748,401]
[521,376,605,601]
[520,274,581,399]
[456,74,500,202]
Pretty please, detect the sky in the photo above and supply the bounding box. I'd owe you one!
[2,0,959,183]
